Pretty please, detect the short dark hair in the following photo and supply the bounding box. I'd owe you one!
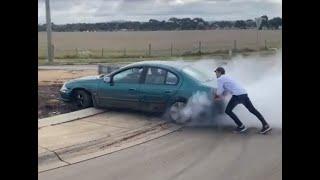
[214,67,225,74]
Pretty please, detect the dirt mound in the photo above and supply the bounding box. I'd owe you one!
[38,84,80,119]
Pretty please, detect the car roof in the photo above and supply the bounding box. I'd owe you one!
[123,60,191,71]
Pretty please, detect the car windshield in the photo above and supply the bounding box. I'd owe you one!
[182,66,212,82]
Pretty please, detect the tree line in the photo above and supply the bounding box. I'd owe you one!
[38,15,281,32]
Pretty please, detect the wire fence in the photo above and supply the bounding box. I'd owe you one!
[38,39,282,59]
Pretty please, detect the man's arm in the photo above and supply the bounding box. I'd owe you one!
[214,79,224,100]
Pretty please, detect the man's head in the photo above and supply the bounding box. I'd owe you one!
[214,67,225,78]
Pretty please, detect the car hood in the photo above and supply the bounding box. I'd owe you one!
[67,75,101,84]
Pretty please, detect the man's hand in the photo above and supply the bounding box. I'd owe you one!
[214,94,223,101]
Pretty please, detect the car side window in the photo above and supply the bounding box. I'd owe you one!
[145,67,167,85]
[166,72,178,85]
[113,67,143,84]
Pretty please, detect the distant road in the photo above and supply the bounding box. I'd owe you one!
[38,65,98,71]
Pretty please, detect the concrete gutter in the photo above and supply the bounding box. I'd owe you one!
[38,107,106,129]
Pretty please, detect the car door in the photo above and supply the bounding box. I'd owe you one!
[139,66,181,112]
[97,66,144,110]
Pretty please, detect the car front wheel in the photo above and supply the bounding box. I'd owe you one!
[73,90,92,108]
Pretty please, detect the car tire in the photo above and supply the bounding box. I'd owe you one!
[91,95,101,108]
[167,101,189,124]
[73,90,93,108]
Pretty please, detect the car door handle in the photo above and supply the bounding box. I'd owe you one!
[129,88,136,91]
[164,90,172,94]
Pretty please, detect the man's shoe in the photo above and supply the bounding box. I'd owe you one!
[233,125,247,133]
[260,125,272,134]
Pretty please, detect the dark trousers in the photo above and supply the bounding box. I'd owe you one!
[225,94,268,127]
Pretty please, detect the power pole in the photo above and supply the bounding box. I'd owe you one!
[255,17,263,50]
[45,0,53,62]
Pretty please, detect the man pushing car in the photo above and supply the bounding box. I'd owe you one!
[213,67,272,134]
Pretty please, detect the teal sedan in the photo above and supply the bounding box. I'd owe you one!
[60,61,224,123]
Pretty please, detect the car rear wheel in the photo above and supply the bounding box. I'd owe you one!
[168,101,189,124]
[74,90,92,108]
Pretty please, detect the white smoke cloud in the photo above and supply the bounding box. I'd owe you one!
[180,91,212,121]
[179,50,282,129]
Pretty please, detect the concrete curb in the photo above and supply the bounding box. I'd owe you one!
[38,108,106,129]
[64,123,182,164]
[38,122,182,173]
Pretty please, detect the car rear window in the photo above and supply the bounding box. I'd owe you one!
[166,72,178,85]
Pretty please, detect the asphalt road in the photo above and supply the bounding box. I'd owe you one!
[38,126,282,180]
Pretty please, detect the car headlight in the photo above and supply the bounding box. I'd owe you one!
[60,83,69,93]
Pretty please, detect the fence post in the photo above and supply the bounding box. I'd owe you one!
[199,41,202,55]
[101,48,104,57]
[256,30,259,50]
[98,64,102,74]
[171,43,173,56]
[75,48,78,57]
[148,43,151,56]
[51,44,54,59]
[229,49,232,57]
[233,40,237,51]
[265,40,267,49]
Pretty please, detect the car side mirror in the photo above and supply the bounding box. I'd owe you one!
[103,76,111,83]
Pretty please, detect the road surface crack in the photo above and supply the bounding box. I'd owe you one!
[40,146,71,165]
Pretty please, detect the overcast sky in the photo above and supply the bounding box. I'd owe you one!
[38,0,282,25]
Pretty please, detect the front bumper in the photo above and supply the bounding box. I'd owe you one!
[59,90,73,102]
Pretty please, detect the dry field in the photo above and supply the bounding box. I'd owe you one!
[38,30,282,58]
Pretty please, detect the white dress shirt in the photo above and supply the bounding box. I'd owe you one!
[216,75,247,96]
